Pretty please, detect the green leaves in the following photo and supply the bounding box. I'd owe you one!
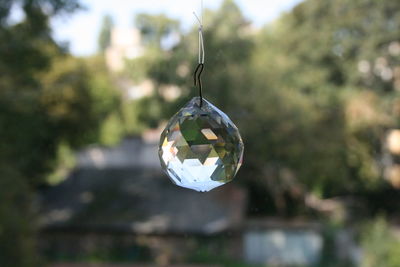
[135,13,180,48]
[0,2,117,265]
[128,0,400,215]
[98,15,113,52]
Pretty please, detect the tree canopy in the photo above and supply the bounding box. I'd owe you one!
[0,1,118,265]
[125,0,400,216]
[98,14,114,52]
[3,0,400,264]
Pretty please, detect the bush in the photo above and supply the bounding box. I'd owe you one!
[360,217,400,267]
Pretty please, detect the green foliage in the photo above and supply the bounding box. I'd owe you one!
[360,217,400,267]
[99,113,125,146]
[135,13,180,48]
[44,242,152,263]
[98,14,113,52]
[124,47,165,82]
[264,0,400,199]
[44,54,122,179]
[0,166,40,267]
[186,237,261,267]
[120,99,151,135]
[47,142,76,185]
[3,0,400,264]
[125,0,400,217]
[84,55,123,145]
[0,1,120,265]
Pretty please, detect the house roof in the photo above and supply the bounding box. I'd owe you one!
[39,138,246,235]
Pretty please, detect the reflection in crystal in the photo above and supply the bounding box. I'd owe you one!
[201,128,219,140]
[158,97,244,192]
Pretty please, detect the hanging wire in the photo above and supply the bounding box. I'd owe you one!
[193,0,205,107]
[193,11,205,64]
[193,62,204,106]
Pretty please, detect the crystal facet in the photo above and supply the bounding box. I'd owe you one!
[158,97,244,192]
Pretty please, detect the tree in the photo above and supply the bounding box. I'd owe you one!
[98,14,114,52]
[0,1,119,265]
[239,0,400,214]
[127,0,400,217]
[135,13,180,48]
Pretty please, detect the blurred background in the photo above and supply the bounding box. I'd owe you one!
[1,0,400,266]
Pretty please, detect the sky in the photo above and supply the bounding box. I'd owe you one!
[50,0,303,56]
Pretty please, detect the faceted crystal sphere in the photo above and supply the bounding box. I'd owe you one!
[158,97,244,192]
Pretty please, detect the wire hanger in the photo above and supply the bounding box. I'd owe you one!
[193,0,205,107]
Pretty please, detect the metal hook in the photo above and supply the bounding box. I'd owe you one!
[193,63,204,107]
[193,4,205,108]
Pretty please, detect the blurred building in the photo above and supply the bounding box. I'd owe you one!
[105,28,144,72]
[105,27,156,101]
[39,136,246,264]
[39,133,360,265]
[244,220,323,266]
[104,27,181,101]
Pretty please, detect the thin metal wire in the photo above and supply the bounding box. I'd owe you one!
[193,63,204,107]
[193,0,205,107]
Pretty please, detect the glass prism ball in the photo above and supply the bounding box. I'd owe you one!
[158,97,244,192]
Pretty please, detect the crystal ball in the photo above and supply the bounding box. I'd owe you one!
[158,97,244,192]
